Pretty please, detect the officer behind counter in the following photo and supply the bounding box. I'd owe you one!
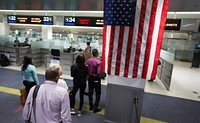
[13,37,20,47]
[14,37,31,47]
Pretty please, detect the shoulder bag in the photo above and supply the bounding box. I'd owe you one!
[25,85,40,123]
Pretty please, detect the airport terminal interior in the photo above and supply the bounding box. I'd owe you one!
[1,0,200,123]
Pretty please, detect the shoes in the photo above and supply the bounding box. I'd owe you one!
[148,79,154,82]
[89,106,93,111]
[93,107,101,113]
[78,111,82,116]
[84,92,89,96]
[70,108,75,115]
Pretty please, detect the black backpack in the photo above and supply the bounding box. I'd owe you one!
[1,54,10,66]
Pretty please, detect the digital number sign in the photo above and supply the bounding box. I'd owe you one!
[7,15,16,23]
[165,19,181,31]
[64,17,76,26]
[7,15,53,25]
[64,16,103,27]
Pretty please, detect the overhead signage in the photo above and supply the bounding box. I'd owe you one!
[165,19,181,31]
[64,17,76,26]
[7,15,53,25]
[64,16,103,27]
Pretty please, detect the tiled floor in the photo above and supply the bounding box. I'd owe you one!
[145,60,200,101]
[4,60,200,101]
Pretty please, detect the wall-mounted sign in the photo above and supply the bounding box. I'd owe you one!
[64,16,103,27]
[165,19,181,31]
[7,15,53,25]
[64,17,76,26]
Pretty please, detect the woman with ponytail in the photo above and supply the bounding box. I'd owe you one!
[21,56,39,98]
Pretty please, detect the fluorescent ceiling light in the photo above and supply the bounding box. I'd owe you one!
[9,23,103,30]
[0,10,103,16]
[73,11,103,14]
[176,12,200,14]
[9,23,49,27]
[14,10,46,13]
[182,24,195,27]
[167,12,176,14]
[8,10,103,14]
[0,10,14,12]
[47,11,73,13]
[52,25,103,30]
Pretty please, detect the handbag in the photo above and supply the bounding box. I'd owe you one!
[20,86,26,105]
[25,85,40,123]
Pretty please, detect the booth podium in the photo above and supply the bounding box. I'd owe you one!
[50,49,60,65]
[105,75,146,123]
[191,49,200,68]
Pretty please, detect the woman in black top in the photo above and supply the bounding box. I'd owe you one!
[70,54,88,116]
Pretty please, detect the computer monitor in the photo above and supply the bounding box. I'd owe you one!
[51,49,60,56]
[195,44,200,49]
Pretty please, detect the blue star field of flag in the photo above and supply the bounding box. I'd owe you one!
[104,0,137,26]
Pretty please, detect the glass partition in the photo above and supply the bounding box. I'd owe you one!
[162,38,195,52]
[0,35,12,47]
[162,38,196,62]
[1,34,102,57]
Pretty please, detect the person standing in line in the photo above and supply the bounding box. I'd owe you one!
[87,49,102,113]
[70,54,88,116]
[82,47,92,96]
[51,64,69,90]
[82,47,92,64]
[14,37,20,47]
[86,42,91,52]
[23,65,72,123]
[57,76,69,90]
[21,56,39,98]
[23,37,30,46]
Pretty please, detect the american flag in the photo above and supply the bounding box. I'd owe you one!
[102,0,169,79]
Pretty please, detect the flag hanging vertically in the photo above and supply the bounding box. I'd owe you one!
[102,0,169,79]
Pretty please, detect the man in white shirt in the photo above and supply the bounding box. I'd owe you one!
[56,64,68,90]
[57,78,68,90]
[49,64,68,90]
[23,65,72,123]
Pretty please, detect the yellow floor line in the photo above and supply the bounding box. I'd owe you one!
[140,117,167,123]
[0,86,20,96]
[0,86,167,123]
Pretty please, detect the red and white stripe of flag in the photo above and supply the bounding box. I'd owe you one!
[102,0,169,80]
